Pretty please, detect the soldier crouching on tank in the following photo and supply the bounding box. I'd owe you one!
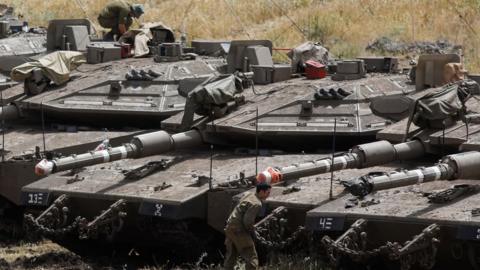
[97,1,144,41]
[224,182,272,270]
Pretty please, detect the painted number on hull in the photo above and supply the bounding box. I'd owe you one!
[306,216,345,231]
[318,217,334,230]
[154,204,163,216]
[138,201,177,218]
[27,193,45,205]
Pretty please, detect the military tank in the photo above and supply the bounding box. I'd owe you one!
[0,5,47,90]
[0,31,46,74]
[0,17,229,207]
[301,81,480,269]
[233,78,480,268]
[15,43,463,267]
[239,75,480,269]
[0,22,231,262]
[28,53,463,179]
[227,74,478,269]
[0,30,224,222]
[33,50,459,177]
[2,13,469,267]
[0,19,228,126]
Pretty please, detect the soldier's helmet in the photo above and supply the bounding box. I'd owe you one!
[131,4,145,18]
[256,181,271,189]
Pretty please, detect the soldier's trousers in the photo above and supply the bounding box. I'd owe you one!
[224,228,258,270]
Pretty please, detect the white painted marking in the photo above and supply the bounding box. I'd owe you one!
[432,166,441,180]
[119,146,127,159]
[100,150,110,162]
[412,169,424,183]
[318,159,331,172]
[337,156,348,169]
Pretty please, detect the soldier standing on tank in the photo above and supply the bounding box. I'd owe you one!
[97,1,144,41]
[223,182,272,270]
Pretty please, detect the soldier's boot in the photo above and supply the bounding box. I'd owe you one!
[240,246,259,270]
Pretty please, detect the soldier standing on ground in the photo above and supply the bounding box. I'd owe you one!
[97,1,144,40]
[224,182,272,270]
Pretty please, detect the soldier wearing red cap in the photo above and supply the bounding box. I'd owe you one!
[223,182,271,270]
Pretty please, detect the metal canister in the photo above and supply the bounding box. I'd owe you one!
[0,21,9,38]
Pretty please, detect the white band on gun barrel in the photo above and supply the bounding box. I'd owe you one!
[412,169,424,183]
[261,170,272,183]
[317,159,330,172]
[100,150,110,162]
[118,146,127,159]
[337,156,347,169]
[432,167,441,180]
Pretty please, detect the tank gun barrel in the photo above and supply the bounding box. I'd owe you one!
[34,129,203,176]
[343,151,480,197]
[256,140,425,183]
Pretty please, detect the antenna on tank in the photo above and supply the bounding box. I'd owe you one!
[441,122,446,157]
[1,90,4,162]
[255,107,259,176]
[209,144,214,190]
[211,110,216,133]
[329,118,337,200]
[41,101,46,153]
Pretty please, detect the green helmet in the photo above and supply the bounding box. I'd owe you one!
[131,4,144,18]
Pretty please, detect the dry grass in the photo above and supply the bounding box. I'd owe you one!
[4,0,480,71]
[0,240,67,263]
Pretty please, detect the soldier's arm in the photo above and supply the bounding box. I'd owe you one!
[118,24,127,34]
[242,204,261,232]
[117,7,130,34]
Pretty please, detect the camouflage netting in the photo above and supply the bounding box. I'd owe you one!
[411,83,464,129]
[287,41,333,73]
[406,80,480,133]
[181,74,242,129]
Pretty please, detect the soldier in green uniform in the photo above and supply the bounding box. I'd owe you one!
[224,182,272,270]
[97,1,144,40]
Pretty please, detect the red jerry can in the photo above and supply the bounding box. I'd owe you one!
[305,60,326,79]
[120,43,132,58]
